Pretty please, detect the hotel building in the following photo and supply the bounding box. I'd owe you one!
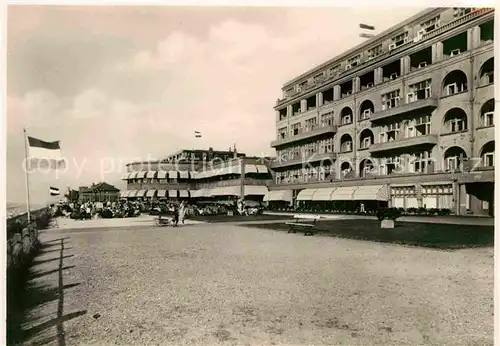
[121,148,272,203]
[267,7,495,216]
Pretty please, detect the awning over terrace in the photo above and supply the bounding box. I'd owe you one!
[311,187,337,201]
[244,185,268,196]
[352,185,389,201]
[263,190,293,202]
[329,186,357,201]
[297,189,318,201]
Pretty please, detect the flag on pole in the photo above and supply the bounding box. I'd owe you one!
[27,136,65,169]
[194,131,202,138]
[50,186,60,196]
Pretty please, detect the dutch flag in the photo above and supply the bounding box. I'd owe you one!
[194,131,202,138]
[27,136,65,169]
[50,186,60,196]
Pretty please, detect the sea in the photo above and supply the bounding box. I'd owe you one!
[7,202,47,219]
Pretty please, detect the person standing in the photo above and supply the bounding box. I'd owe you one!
[173,204,179,227]
[179,201,186,225]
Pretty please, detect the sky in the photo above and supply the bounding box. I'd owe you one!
[6,5,424,205]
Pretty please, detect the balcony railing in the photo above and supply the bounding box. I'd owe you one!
[369,134,438,153]
[270,125,338,148]
[270,152,337,169]
[370,97,438,122]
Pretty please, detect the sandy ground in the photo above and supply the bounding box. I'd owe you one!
[23,223,493,346]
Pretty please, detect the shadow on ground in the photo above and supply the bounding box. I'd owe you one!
[7,237,87,345]
[241,219,494,249]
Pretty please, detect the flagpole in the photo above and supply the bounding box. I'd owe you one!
[23,128,32,223]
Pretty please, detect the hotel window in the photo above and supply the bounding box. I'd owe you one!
[410,151,433,173]
[445,157,458,171]
[290,123,301,136]
[482,111,494,127]
[390,32,409,49]
[379,122,400,143]
[321,111,334,127]
[414,115,431,136]
[277,127,287,140]
[382,90,400,110]
[361,136,371,149]
[328,65,340,77]
[483,152,494,167]
[367,45,383,60]
[341,140,353,153]
[420,16,440,33]
[453,8,472,18]
[445,81,467,96]
[407,79,431,103]
[449,117,466,132]
[341,113,352,125]
[347,54,361,69]
[482,200,490,210]
[305,117,318,132]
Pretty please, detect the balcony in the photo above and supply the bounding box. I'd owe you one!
[369,134,438,153]
[370,97,438,122]
[270,125,338,148]
[270,152,337,169]
[422,8,494,42]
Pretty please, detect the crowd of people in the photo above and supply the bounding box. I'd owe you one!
[51,198,264,222]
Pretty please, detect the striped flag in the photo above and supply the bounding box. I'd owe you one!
[27,136,65,169]
[194,131,202,138]
[50,186,60,196]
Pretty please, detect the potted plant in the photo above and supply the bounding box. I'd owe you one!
[376,207,402,228]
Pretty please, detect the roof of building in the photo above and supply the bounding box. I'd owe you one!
[282,7,439,88]
[80,182,120,193]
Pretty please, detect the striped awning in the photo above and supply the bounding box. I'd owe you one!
[136,171,147,179]
[168,190,178,198]
[179,171,189,179]
[263,190,293,202]
[352,185,389,201]
[330,186,358,201]
[168,171,178,179]
[244,165,258,174]
[179,190,189,198]
[297,189,318,201]
[121,173,130,180]
[256,165,268,173]
[146,190,156,197]
[227,165,242,175]
[146,171,156,179]
[312,187,337,201]
[129,172,139,179]
[119,190,128,197]
[157,189,167,197]
[136,190,147,197]
[244,185,268,196]
[127,190,139,198]
[157,171,168,179]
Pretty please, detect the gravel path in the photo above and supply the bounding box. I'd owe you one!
[25,224,493,345]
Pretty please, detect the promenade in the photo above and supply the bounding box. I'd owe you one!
[19,215,493,345]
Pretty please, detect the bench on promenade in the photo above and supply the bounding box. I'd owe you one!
[286,214,322,236]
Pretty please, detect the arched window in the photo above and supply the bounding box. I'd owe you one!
[359,129,374,149]
[480,141,495,167]
[340,162,352,177]
[340,107,353,125]
[359,158,374,178]
[442,70,467,97]
[480,99,494,127]
[479,58,494,87]
[443,146,467,171]
[443,108,468,133]
[340,134,353,152]
[359,100,374,121]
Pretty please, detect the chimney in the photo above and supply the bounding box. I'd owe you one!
[233,143,237,159]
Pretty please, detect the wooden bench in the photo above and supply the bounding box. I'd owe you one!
[285,214,322,236]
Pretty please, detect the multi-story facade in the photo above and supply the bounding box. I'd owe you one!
[121,148,272,203]
[267,7,494,216]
